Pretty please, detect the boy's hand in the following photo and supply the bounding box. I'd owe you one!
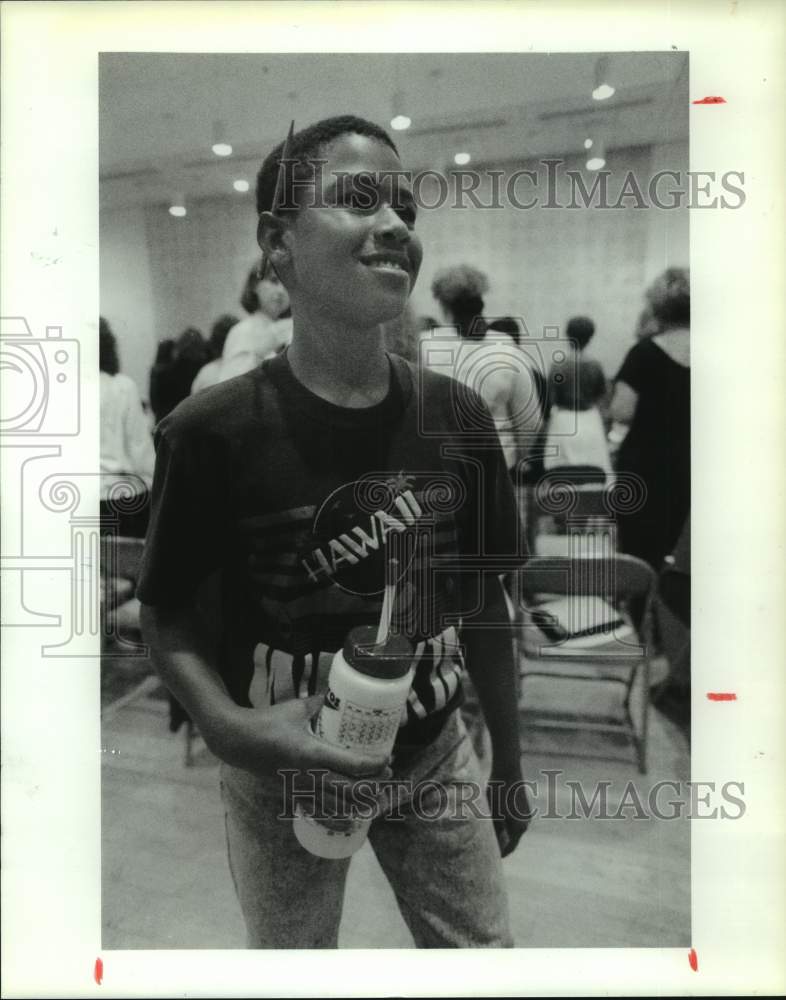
[486,763,532,858]
[212,694,391,814]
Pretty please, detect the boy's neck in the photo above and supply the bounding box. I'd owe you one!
[287,311,391,409]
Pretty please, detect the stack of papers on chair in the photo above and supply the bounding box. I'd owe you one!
[530,595,636,649]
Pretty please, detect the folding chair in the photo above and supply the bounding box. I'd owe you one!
[514,554,657,773]
[528,466,616,558]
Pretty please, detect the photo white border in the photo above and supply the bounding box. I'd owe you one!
[2,1,785,996]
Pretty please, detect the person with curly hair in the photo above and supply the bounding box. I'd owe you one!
[610,268,690,568]
[431,265,542,476]
[431,263,489,340]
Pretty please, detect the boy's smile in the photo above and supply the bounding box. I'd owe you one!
[281,133,423,329]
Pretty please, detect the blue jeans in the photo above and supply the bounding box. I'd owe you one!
[220,712,514,948]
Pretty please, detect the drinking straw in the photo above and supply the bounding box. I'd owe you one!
[376,557,399,645]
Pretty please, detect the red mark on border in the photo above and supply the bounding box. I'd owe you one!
[707,692,737,701]
[688,948,698,971]
[94,957,103,985]
[693,96,726,104]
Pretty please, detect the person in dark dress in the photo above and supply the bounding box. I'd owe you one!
[610,268,690,569]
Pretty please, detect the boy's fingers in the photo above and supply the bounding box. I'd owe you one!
[294,711,391,776]
[311,741,391,778]
[325,766,393,792]
[277,694,391,775]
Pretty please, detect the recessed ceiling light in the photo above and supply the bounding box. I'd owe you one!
[233,179,250,193]
[390,114,411,131]
[168,205,187,217]
[584,138,594,149]
[592,84,615,101]
[592,56,615,102]
[586,154,606,171]
[454,152,471,166]
[212,142,233,157]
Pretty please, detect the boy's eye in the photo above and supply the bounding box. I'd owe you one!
[333,175,378,211]
[396,202,417,227]
[344,189,378,211]
[332,176,417,226]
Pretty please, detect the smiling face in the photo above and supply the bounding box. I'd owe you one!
[266,133,423,331]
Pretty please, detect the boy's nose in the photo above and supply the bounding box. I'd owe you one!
[374,204,410,243]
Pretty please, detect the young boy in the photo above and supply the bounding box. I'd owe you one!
[138,115,528,949]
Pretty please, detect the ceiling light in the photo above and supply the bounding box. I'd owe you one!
[211,120,232,157]
[584,138,594,149]
[586,142,607,170]
[454,152,471,166]
[390,89,411,131]
[169,191,186,216]
[233,179,250,193]
[592,84,615,101]
[592,56,615,101]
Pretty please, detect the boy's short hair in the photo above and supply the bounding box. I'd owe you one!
[255,115,398,216]
[565,316,595,350]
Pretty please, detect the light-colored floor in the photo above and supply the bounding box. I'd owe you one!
[102,663,690,950]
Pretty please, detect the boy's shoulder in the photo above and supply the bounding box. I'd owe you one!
[156,367,273,444]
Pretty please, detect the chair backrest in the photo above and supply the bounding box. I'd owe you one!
[518,553,657,630]
[541,465,607,486]
[532,467,609,521]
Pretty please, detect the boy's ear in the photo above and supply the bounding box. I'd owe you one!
[257,211,292,265]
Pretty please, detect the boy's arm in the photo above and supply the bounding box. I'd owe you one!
[136,420,390,797]
[461,573,530,857]
[140,603,390,782]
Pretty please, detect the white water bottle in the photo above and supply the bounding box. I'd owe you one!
[292,625,414,859]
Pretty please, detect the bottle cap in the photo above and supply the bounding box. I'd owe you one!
[343,625,413,680]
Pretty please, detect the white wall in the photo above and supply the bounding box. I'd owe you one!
[644,138,690,285]
[99,207,158,401]
[144,195,259,352]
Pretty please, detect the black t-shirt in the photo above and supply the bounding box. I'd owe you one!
[137,350,525,753]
